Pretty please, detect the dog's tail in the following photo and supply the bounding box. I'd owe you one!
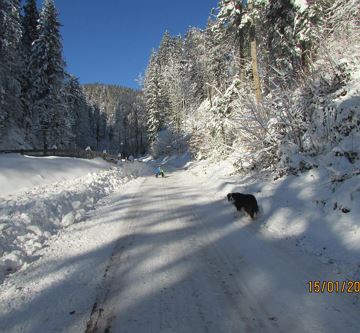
[253,203,262,219]
[251,201,260,219]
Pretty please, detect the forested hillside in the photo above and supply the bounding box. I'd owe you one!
[1,0,358,171]
[83,84,147,157]
[0,0,147,155]
[144,0,360,175]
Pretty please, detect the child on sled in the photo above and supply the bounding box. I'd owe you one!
[154,166,165,178]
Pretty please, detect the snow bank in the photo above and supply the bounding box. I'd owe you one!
[187,156,360,280]
[0,154,113,197]
[0,155,152,282]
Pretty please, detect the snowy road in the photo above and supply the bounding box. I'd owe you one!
[85,167,359,333]
[0,165,359,332]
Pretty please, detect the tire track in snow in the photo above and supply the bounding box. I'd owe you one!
[84,166,360,333]
[85,180,145,333]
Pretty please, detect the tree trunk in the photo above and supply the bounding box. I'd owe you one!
[249,0,262,105]
[43,128,48,155]
[239,36,245,81]
[208,85,213,107]
[250,40,261,104]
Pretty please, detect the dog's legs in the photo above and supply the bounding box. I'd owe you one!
[234,208,245,219]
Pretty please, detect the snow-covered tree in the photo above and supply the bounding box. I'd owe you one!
[144,52,164,144]
[83,83,147,155]
[215,0,249,80]
[28,0,67,149]
[0,0,23,140]
[265,0,302,88]
[204,21,232,101]
[183,28,207,107]
[157,31,180,70]
[21,0,39,55]
[63,75,94,149]
[20,0,39,137]
[0,0,22,72]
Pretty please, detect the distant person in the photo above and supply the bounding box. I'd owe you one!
[154,166,165,178]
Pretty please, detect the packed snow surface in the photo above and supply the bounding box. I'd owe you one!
[0,154,359,332]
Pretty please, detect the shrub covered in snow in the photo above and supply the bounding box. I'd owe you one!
[150,128,189,158]
[186,0,360,179]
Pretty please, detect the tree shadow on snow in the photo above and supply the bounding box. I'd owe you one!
[0,172,359,333]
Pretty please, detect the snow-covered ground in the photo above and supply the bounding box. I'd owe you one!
[0,154,152,282]
[0,153,359,332]
[0,154,113,197]
[188,156,360,281]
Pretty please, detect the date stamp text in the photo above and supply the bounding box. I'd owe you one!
[308,280,360,293]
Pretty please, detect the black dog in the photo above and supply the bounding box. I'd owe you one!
[227,193,259,219]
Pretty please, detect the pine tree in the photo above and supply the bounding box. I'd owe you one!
[0,0,22,70]
[265,0,301,88]
[294,0,334,70]
[21,0,39,54]
[83,83,147,155]
[144,52,163,143]
[112,107,123,154]
[215,0,248,80]
[63,75,93,149]
[20,0,39,137]
[0,0,23,139]
[156,31,178,121]
[28,0,66,150]
[92,104,101,150]
[157,31,177,70]
[204,21,231,100]
[183,28,207,107]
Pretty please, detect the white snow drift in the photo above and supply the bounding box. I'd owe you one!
[0,154,152,282]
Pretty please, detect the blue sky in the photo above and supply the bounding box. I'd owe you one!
[35,0,218,89]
